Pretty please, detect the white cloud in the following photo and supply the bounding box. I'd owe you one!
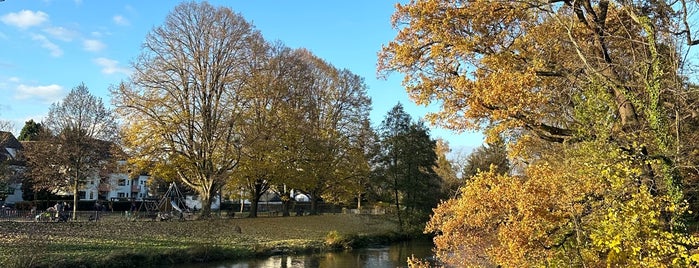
[15,84,64,102]
[43,26,78,41]
[113,15,129,26]
[31,34,63,57]
[8,77,20,83]
[1,10,49,29]
[83,39,105,52]
[94,57,131,75]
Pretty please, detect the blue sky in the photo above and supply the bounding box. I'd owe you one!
[0,0,483,154]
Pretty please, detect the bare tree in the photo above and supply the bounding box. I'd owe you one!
[0,120,13,133]
[112,2,265,216]
[26,83,117,220]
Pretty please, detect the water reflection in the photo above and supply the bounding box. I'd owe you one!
[179,238,435,268]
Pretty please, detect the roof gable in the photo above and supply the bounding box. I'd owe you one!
[0,131,22,162]
[0,131,22,150]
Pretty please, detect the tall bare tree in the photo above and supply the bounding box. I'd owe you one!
[113,2,265,216]
[25,83,117,220]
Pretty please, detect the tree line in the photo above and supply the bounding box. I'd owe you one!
[6,2,504,230]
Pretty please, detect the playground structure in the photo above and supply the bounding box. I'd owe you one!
[137,182,192,220]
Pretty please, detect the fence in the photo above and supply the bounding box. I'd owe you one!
[0,203,388,222]
[0,209,132,222]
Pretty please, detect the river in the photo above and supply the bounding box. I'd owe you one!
[176,238,436,268]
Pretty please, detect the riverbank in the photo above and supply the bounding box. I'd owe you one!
[0,214,408,268]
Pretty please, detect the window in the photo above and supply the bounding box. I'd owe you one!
[118,192,126,198]
[118,179,126,186]
[90,192,94,199]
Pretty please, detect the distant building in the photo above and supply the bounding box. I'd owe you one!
[0,132,152,205]
[0,131,24,204]
[0,131,22,162]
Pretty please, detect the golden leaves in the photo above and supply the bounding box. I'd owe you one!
[426,140,699,267]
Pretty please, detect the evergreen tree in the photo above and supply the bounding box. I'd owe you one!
[17,120,44,141]
[376,103,440,232]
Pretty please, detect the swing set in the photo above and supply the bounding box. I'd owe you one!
[137,182,191,221]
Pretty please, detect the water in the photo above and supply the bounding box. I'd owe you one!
[177,238,435,268]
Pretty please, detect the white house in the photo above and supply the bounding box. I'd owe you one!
[0,131,154,205]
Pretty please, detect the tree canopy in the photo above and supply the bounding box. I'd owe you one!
[114,2,373,218]
[381,0,699,266]
[17,120,44,141]
[112,2,264,217]
[25,83,117,220]
[376,103,441,232]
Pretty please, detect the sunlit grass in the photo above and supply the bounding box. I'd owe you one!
[0,214,400,267]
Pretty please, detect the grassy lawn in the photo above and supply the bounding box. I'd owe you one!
[0,214,402,268]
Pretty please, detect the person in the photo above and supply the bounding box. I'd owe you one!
[53,202,62,219]
[63,202,71,219]
[94,200,101,221]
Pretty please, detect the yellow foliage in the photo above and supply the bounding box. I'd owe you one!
[426,141,698,267]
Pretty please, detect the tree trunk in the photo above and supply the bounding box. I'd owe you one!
[309,195,319,215]
[249,195,259,218]
[281,199,291,217]
[199,194,211,217]
[72,179,79,221]
[393,175,403,231]
[357,192,362,210]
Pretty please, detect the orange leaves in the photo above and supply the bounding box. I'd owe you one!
[426,141,650,267]
[379,0,582,142]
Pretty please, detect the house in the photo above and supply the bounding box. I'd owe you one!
[81,161,151,201]
[0,131,24,204]
[0,131,22,162]
[0,132,152,205]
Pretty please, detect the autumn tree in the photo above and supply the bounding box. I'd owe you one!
[287,50,372,215]
[381,0,699,266]
[25,84,117,220]
[233,44,308,218]
[18,124,55,201]
[113,2,265,216]
[345,119,379,210]
[434,139,460,198]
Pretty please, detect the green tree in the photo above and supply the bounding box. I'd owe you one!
[376,103,440,232]
[113,2,264,217]
[17,120,43,141]
[462,139,510,178]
